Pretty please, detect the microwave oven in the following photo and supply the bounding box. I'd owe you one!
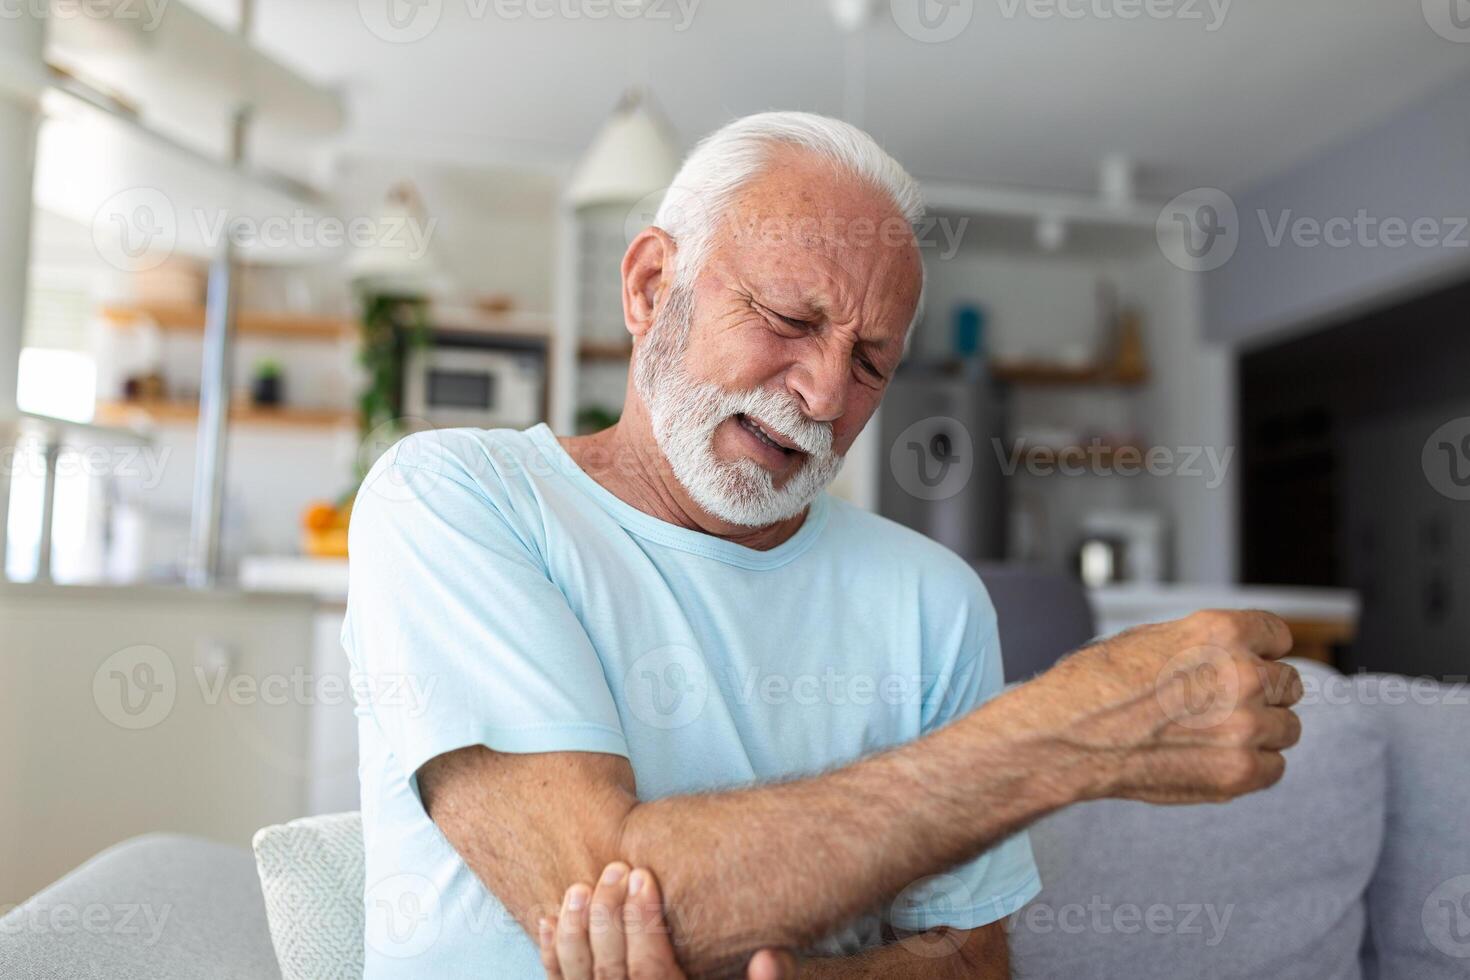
[403,337,546,430]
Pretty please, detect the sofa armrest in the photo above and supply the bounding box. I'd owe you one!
[0,833,281,980]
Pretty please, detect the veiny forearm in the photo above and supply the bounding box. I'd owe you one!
[612,688,1080,977]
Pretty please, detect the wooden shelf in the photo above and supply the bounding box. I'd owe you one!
[990,360,1148,387]
[96,398,358,429]
[101,304,356,341]
[578,340,633,362]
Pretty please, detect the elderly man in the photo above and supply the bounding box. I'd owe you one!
[344,111,1303,980]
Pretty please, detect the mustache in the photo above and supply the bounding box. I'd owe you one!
[721,388,834,457]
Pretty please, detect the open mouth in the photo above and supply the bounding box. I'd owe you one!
[735,413,801,458]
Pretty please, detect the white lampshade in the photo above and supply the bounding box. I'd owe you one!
[566,90,681,209]
[346,182,452,296]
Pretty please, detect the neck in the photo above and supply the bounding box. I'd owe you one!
[557,393,810,552]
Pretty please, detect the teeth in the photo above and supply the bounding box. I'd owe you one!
[740,415,790,453]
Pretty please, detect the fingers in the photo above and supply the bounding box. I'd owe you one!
[1253,706,1303,751]
[539,916,564,980]
[1256,659,1304,707]
[555,884,594,980]
[589,863,631,979]
[623,867,682,979]
[1189,609,1294,660]
[747,949,799,980]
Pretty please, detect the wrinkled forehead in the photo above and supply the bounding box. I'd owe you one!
[704,148,924,329]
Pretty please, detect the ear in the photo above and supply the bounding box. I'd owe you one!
[621,226,678,341]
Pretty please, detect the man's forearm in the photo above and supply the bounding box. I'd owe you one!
[611,687,1085,977]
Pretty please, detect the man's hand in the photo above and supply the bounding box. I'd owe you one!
[1019,609,1305,804]
[537,863,797,980]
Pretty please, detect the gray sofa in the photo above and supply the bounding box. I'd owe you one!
[4,570,1466,979]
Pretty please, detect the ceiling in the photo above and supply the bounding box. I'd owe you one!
[168,0,1470,199]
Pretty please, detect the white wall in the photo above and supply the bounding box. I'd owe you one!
[0,583,316,904]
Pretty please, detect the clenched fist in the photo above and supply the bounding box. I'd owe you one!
[1025,609,1305,805]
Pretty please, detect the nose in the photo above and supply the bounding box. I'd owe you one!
[784,343,848,423]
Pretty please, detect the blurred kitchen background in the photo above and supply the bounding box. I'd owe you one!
[3,0,1469,903]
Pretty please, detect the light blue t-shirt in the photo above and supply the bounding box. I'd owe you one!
[343,424,1041,979]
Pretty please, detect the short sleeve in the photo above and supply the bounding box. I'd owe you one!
[342,432,629,790]
[897,568,1042,931]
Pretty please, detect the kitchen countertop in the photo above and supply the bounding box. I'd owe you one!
[241,555,1361,631]
[239,555,349,603]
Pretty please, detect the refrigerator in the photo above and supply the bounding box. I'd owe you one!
[876,367,1008,561]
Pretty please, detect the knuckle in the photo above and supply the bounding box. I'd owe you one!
[1218,750,1260,794]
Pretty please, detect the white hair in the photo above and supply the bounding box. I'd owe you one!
[652,111,927,327]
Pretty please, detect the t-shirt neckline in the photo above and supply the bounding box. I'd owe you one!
[526,423,829,570]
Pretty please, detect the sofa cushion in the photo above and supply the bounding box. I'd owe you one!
[1356,673,1470,980]
[252,812,365,980]
[1009,658,1386,980]
[0,833,280,980]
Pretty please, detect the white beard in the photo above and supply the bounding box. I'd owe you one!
[632,282,844,528]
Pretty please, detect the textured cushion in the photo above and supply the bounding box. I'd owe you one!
[1010,659,1386,980]
[252,812,365,980]
[0,833,280,980]
[1356,673,1470,980]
